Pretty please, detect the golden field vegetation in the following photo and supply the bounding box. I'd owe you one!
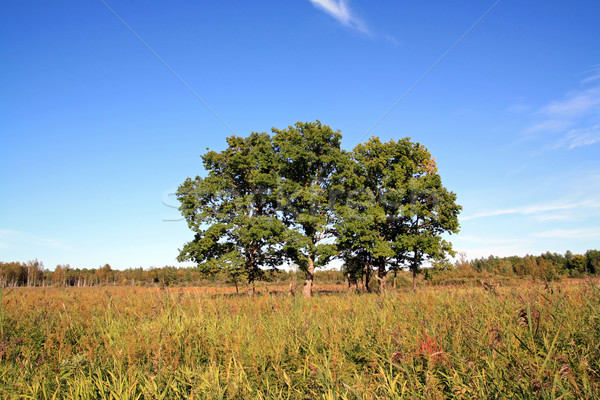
[1,279,599,399]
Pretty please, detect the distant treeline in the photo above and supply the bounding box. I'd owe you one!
[424,250,600,285]
[1,250,599,288]
[0,261,343,288]
[466,250,598,278]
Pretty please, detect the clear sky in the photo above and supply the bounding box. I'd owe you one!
[2,1,599,270]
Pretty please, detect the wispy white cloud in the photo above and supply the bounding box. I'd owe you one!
[552,124,600,150]
[461,201,599,221]
[534,228,600,239]
[0,229,73,251]
[533,213,572,222]
[308,0,369,34]
[526,119,572,135]
[455,235,525,246]
[525,71,600,149]
[581,65,600,85]
[581,73,600,85]
[540,87,600,119]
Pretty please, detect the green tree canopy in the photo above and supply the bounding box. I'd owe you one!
[272,121,349,297]
[176,132,286,292]
[337,137,461,292]
[176,122,461,295]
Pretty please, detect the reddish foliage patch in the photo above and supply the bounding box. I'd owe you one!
[416,334,446,365]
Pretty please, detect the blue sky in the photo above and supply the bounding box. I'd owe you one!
[2,1,599,270]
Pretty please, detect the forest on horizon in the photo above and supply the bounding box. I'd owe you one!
[2,249,598,289]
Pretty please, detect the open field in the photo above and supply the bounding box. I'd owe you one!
[1,280,599,399]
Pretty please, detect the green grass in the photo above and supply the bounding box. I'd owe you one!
[1,281,599,399]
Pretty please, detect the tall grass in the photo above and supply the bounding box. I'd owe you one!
[1,281,598,399]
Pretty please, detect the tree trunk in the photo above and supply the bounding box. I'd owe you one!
[247,262,256,296]
[347,273,358,292]
[303,256,315,298]
[377,258,387,293]
[411,253,421,293]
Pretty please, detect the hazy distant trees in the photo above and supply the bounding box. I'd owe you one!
[465,251,600,280]
[0,260,44,287]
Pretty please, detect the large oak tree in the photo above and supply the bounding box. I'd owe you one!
[272,121,348,298]
[177,123,461,295]
[176,132,286,293]
[337,137,461,292]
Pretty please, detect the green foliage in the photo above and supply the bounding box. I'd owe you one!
[337,137,461,289]
[173,122,463,292]
[272,121,348,295]
[465,251,599,282]
[174,122,463,292]
[586,250,600,275]
[176,132,287,286]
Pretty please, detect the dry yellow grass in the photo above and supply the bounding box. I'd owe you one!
[1,279,598,399]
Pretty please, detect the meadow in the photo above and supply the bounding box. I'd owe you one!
[1,280,599,399]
